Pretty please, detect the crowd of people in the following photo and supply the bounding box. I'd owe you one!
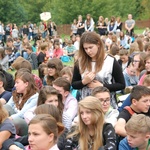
[0,13,149,150]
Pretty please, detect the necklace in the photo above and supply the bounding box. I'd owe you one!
[88,135,94,150]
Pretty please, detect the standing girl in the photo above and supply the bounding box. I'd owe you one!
[0,47,9,70]
[71,19,78,36]
[72,32,125,108]
[107,16,117,34]
[116,17,122,36]
[96,16,107,36]
[76,15,85,36]
[84,14,95,32]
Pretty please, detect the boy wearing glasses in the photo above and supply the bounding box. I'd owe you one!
[115,85,150,138]
[72,86,119,127]
[91,86,119,127]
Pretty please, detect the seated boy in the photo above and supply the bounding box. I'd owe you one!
[64,39,76,57]
[0,64,14,92]
[123,63,138,87]
[91,86,119,127]
[119,114,150,150]
[37,42,47,66]
[5,47,16,69]
[26,45,38,70]
[118,49,132,71]
[52,77,78,130]
[115,85,150,138]
[60,66,80,101]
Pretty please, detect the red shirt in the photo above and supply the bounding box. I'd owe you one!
[33,74,43,90]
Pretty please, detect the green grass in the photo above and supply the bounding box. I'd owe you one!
[7,29,144,77]
[7,60,74,77]
[134,29,144,34]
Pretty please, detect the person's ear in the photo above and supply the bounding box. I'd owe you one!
[64,91,69,97]
[0,81,3,87]
[145,132,150,140]
[48,133,54,143]
[132,98,138,105]
[25,82,29,88]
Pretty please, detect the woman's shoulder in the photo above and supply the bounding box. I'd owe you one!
[27,93,39,101]
[31,92,39,98]
[104,54,115,63]
[103,122,114,131]
[2,118,13,124]
[0,118,15,131]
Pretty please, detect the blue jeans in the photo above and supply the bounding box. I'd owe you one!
[14,142,25,150]
[15,52,21,59]
[0,34,3,41]
[23,51,28,59]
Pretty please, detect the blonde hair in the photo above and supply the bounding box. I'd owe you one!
[119,49,128,56]
[129,42,140,55]
[68,96,105,150]
[60,66,73,81]
[136,37,144,52]
[0,102,8,123]
[40,42,48,51]
[125,114,150,134]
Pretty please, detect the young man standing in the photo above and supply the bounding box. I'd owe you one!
[125,14,135,37]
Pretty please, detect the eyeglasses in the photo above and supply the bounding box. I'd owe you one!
[48,65,56,69]
[99,98,110,104]
[133,60,140,63]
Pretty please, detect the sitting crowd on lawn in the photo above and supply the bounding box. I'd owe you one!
[0,13,150,150]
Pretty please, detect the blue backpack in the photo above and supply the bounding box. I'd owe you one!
[61,55,70,62]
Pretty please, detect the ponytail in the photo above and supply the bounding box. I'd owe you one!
[57,122,64,135]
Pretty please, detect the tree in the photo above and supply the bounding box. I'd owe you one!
[0,0,27,24]
[0,0,149,25]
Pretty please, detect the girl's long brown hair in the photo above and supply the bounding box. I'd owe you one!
[37,86,64,118]
[78,32,105,74]
[46,58,64,86]
[13,71,38,110]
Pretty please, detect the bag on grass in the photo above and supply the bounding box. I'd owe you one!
[61,55,70,62]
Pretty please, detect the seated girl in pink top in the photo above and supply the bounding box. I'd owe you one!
[53,41,63,59]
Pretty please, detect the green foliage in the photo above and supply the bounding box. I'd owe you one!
[0,0,27,24]
[0,0,150,25]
